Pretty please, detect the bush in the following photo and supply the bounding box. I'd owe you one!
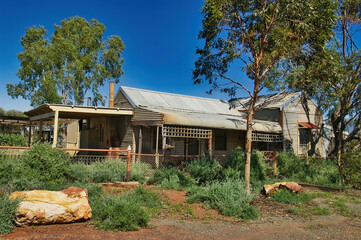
[186,179,258,220]
[91,186,161,231]
[0,194,20,235]
[21,143,70,184]
[226,149,269,182]
[92,195,149,231]
[70,160,153,184]
[185,157,222,184]
[306,158,341,186]
[276,152,306,179]
[342,141,361,189]
[149,165,195,189]
[276,152,341,187]
[0,133,27,146]
[0,143,72,191]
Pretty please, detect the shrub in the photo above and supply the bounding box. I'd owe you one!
[185,157,222,184]
[0,194,20,235]
[306,158,341,186]
[91,186,161,231]
[270,189,311,205]
[276,152,306,179]
[0,155,18,185]
[0,133,27,147]
[342,141,361,189]
[186,179,258,220]
[69,162,92,183]
[92,195,149,231]
[21,143,70,184]
[222,167,241,180]
[129,162,154,183]
[91,160,126,183]
[149,165,195,189]
[226,149,269,182]
[276,152,341,187]
[73,160,153,184]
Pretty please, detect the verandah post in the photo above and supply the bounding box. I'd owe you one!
[126,149,131,182]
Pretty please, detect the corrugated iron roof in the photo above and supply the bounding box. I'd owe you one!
[230,92,302,110]
[119,86,282,133]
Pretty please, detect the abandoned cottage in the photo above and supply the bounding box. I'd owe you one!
[24,85,325,163]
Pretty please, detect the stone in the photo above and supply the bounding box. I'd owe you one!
[263,182,302,195]
[10,187,91,226]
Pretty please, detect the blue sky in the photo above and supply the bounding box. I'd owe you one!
[1,0,243,112]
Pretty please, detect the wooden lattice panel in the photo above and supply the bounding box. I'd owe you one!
[252,133,283,142]
[163,126,212,139]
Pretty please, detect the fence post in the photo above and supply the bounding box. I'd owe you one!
[126,150,131,182]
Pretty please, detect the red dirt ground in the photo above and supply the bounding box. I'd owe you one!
[2,187,361,240]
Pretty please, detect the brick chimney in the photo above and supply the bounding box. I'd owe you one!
[109,81,115,107]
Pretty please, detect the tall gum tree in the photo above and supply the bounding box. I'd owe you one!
[193,0,336,191]
[7,17,125,106]
[296,0,361,180]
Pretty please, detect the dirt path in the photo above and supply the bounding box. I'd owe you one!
[3,187,361,240]
[3,215,361,240]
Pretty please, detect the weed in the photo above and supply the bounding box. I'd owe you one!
[186,179,258,220]
[91,186,161,231]
[150,165,195,189]
[333,199,351,215]
[289,207,299,215]
[270,189,312,205]
[0,194,20,235]
[310,207,331,215]
[185,157,222,184]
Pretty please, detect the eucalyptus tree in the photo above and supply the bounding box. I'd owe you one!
[7,17,125,106]
[296,0,361,177]
[193,0,336,191]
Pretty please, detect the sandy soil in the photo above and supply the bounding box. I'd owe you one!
[2,187,361,240]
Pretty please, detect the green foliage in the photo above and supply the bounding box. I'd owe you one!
[226,150,269,182]
[0,194,20,235]
[91,187,161,231]
[276,152,341,186]
[342,141,361,189]
[21,143,70,184]
[270,189,312,205]
[310,207,331,216]
[185,157,222,184]
[0,143,72,191]
[276,152,306,178]
[186,179,257,220]
[0,134,27,146]
[92,195,149,231]
[7,16,125,106]
[149,165,195,189]
[70,160,153,184]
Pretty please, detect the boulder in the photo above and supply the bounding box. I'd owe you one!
[263,182,302,195]
[10,187,91,226]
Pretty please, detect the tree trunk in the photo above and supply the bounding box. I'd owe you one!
[245,99,256,193]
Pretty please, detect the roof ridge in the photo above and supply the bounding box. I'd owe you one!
[121,86,229,103]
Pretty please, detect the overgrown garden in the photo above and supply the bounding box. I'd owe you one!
[1,142,359,235]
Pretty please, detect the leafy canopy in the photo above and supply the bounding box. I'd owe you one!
[7,17,125,106]
[193,0,336,97]
[294,0,361,158]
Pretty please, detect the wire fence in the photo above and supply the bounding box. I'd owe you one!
[1,145,337,185]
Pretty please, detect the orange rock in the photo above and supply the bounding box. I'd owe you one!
[263,182,302,195]
[10,187,91,226]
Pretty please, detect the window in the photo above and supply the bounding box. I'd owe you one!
[215,130,227,151]
[299,128,310,152]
